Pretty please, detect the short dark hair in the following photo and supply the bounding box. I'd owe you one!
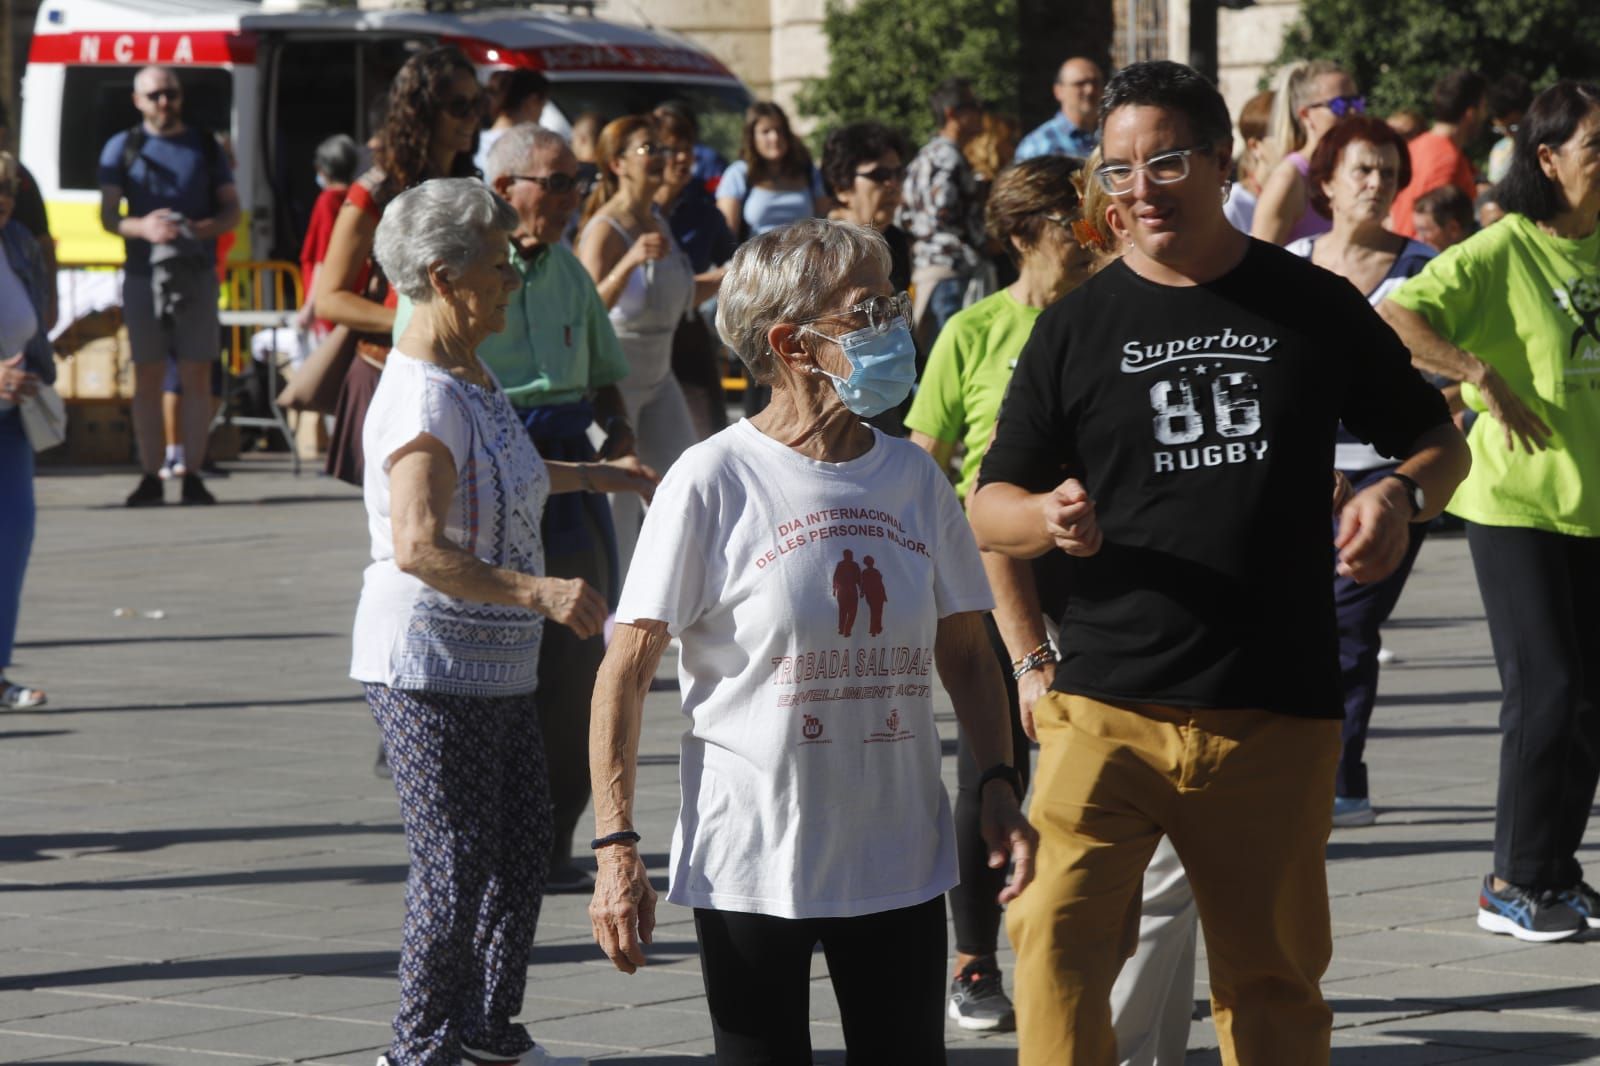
[820,121,912,198]
[314,133,360,185]
[1099,60,1231,149]
[929,77,975,129]
[1487,73,1533,123]
[486,68,549,120]
[1498,81,1600,221]
[653,100,699,143]
[1432,69,1487,123]
[1306,115,1413,220]
[1414,184,1475,231]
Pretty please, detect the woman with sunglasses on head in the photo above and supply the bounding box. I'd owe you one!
[716,102,830,240]
[588,218,1036,1063]
[313,46,482,487]
[1252,59,1361,245]
[578,116,718,571]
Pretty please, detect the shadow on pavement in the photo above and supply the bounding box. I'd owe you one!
[17,631,341,649]
[0,821,401,862]
[0,861,409,894]
[41,693,365,714]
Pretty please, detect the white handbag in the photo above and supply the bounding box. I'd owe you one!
[19,381,67,452]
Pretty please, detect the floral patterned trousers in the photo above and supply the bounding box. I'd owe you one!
[366,683,553,1065]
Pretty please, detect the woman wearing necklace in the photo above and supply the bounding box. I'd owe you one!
[1381,81,1600,945]
[578,115,718,572]
[354,178,654,1066]
[1285,115,1437,832]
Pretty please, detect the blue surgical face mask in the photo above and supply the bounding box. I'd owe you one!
[801,318,917,418]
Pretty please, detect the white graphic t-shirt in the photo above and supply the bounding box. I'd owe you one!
[617,419,993,919]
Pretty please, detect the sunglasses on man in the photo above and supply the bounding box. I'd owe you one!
[1311,94,1366,119]
[144,89,182,102]
[854,165,906,185]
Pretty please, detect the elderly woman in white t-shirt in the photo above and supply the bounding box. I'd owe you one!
[353,177,653,1066]
[587,218,1037,1063]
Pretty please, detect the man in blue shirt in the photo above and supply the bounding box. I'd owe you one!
[99,66,239,507]
[1015,57,1105,162]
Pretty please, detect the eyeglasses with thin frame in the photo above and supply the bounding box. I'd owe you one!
[854,165,906,185]
[797,292,913,337]
[441,94,485,120]
[144,88,182,102]
[1094,146,1207,196]
[1311,94,1366,119]
[507,172,586,195]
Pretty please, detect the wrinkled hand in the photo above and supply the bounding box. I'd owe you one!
[1335,480,1410,584]
[1479,365,1551,454]
[529,576,607,638]
[627,233,668,269]
[1016,660,1054,743]
[590,848,657,974]
[1331,469,1353,514]
[142,211,182,244]
[0,353,38,403]
[591,456,660,503]
[980,783,1038,904]
[1042,478,1102,556]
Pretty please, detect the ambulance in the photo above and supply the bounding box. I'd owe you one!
[21,0,754,267]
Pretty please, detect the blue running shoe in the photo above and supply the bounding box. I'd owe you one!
[1332,795,1375,827]
[1477,875,1585,942]
[1559,880,1600,930]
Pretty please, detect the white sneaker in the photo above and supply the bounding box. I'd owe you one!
[1332,795,1376,827]
[1376,646,1398,664]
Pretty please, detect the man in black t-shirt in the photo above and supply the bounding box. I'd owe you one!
[969,62,1470,1065]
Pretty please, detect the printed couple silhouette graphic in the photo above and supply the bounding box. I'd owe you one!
[831,549,887,637]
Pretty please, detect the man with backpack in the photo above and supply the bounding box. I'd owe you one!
[99,65,239,507]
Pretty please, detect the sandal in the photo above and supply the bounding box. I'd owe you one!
[1,682,47,710]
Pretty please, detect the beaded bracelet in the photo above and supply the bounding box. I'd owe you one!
[1010,640,1058,680]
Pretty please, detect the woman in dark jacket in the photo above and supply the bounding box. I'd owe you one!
[0,151,56,709]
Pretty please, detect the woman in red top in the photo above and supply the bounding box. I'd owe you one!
[297,134,360,335]
[311,46,483,486]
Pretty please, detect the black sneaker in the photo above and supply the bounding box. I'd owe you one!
[180,473,216,505]
[125,474,165,507]
[947,958,1015,1031]
[1559,880,1600,930]
[1477,874,1586,942]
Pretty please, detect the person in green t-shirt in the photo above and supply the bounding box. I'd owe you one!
[1381,81,1600,944]
[904,156,1109,1033]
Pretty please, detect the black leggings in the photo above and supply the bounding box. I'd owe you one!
[694,896,947,1065]
[1467,522,1600,890]
[949,613,1034,958]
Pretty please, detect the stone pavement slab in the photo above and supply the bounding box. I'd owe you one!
[0,459,1596,1063]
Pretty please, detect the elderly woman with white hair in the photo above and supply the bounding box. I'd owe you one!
[587,217,1038,1063]
[353,177,652,1066]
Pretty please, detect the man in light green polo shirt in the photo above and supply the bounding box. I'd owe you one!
[395,124,637,892]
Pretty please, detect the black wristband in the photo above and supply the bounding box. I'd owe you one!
[590,830,641,850]
[977,763,1024,802]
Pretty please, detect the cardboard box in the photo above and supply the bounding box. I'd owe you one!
[47,398,138,466]
[53,308,133,400]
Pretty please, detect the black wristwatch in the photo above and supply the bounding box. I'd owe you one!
[1384,472,1425,519]
[977,762,1024,803]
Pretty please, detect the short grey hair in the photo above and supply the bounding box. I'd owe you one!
[372,178,517,303]
[715,219,891,384]
[485,123,570,184]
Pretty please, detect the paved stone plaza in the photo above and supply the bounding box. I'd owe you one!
[1,458,1597,1064]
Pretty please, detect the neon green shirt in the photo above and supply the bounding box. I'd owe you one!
[904,289,1043,501]
[1389,212,1600,536]
[393,241,628,409]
